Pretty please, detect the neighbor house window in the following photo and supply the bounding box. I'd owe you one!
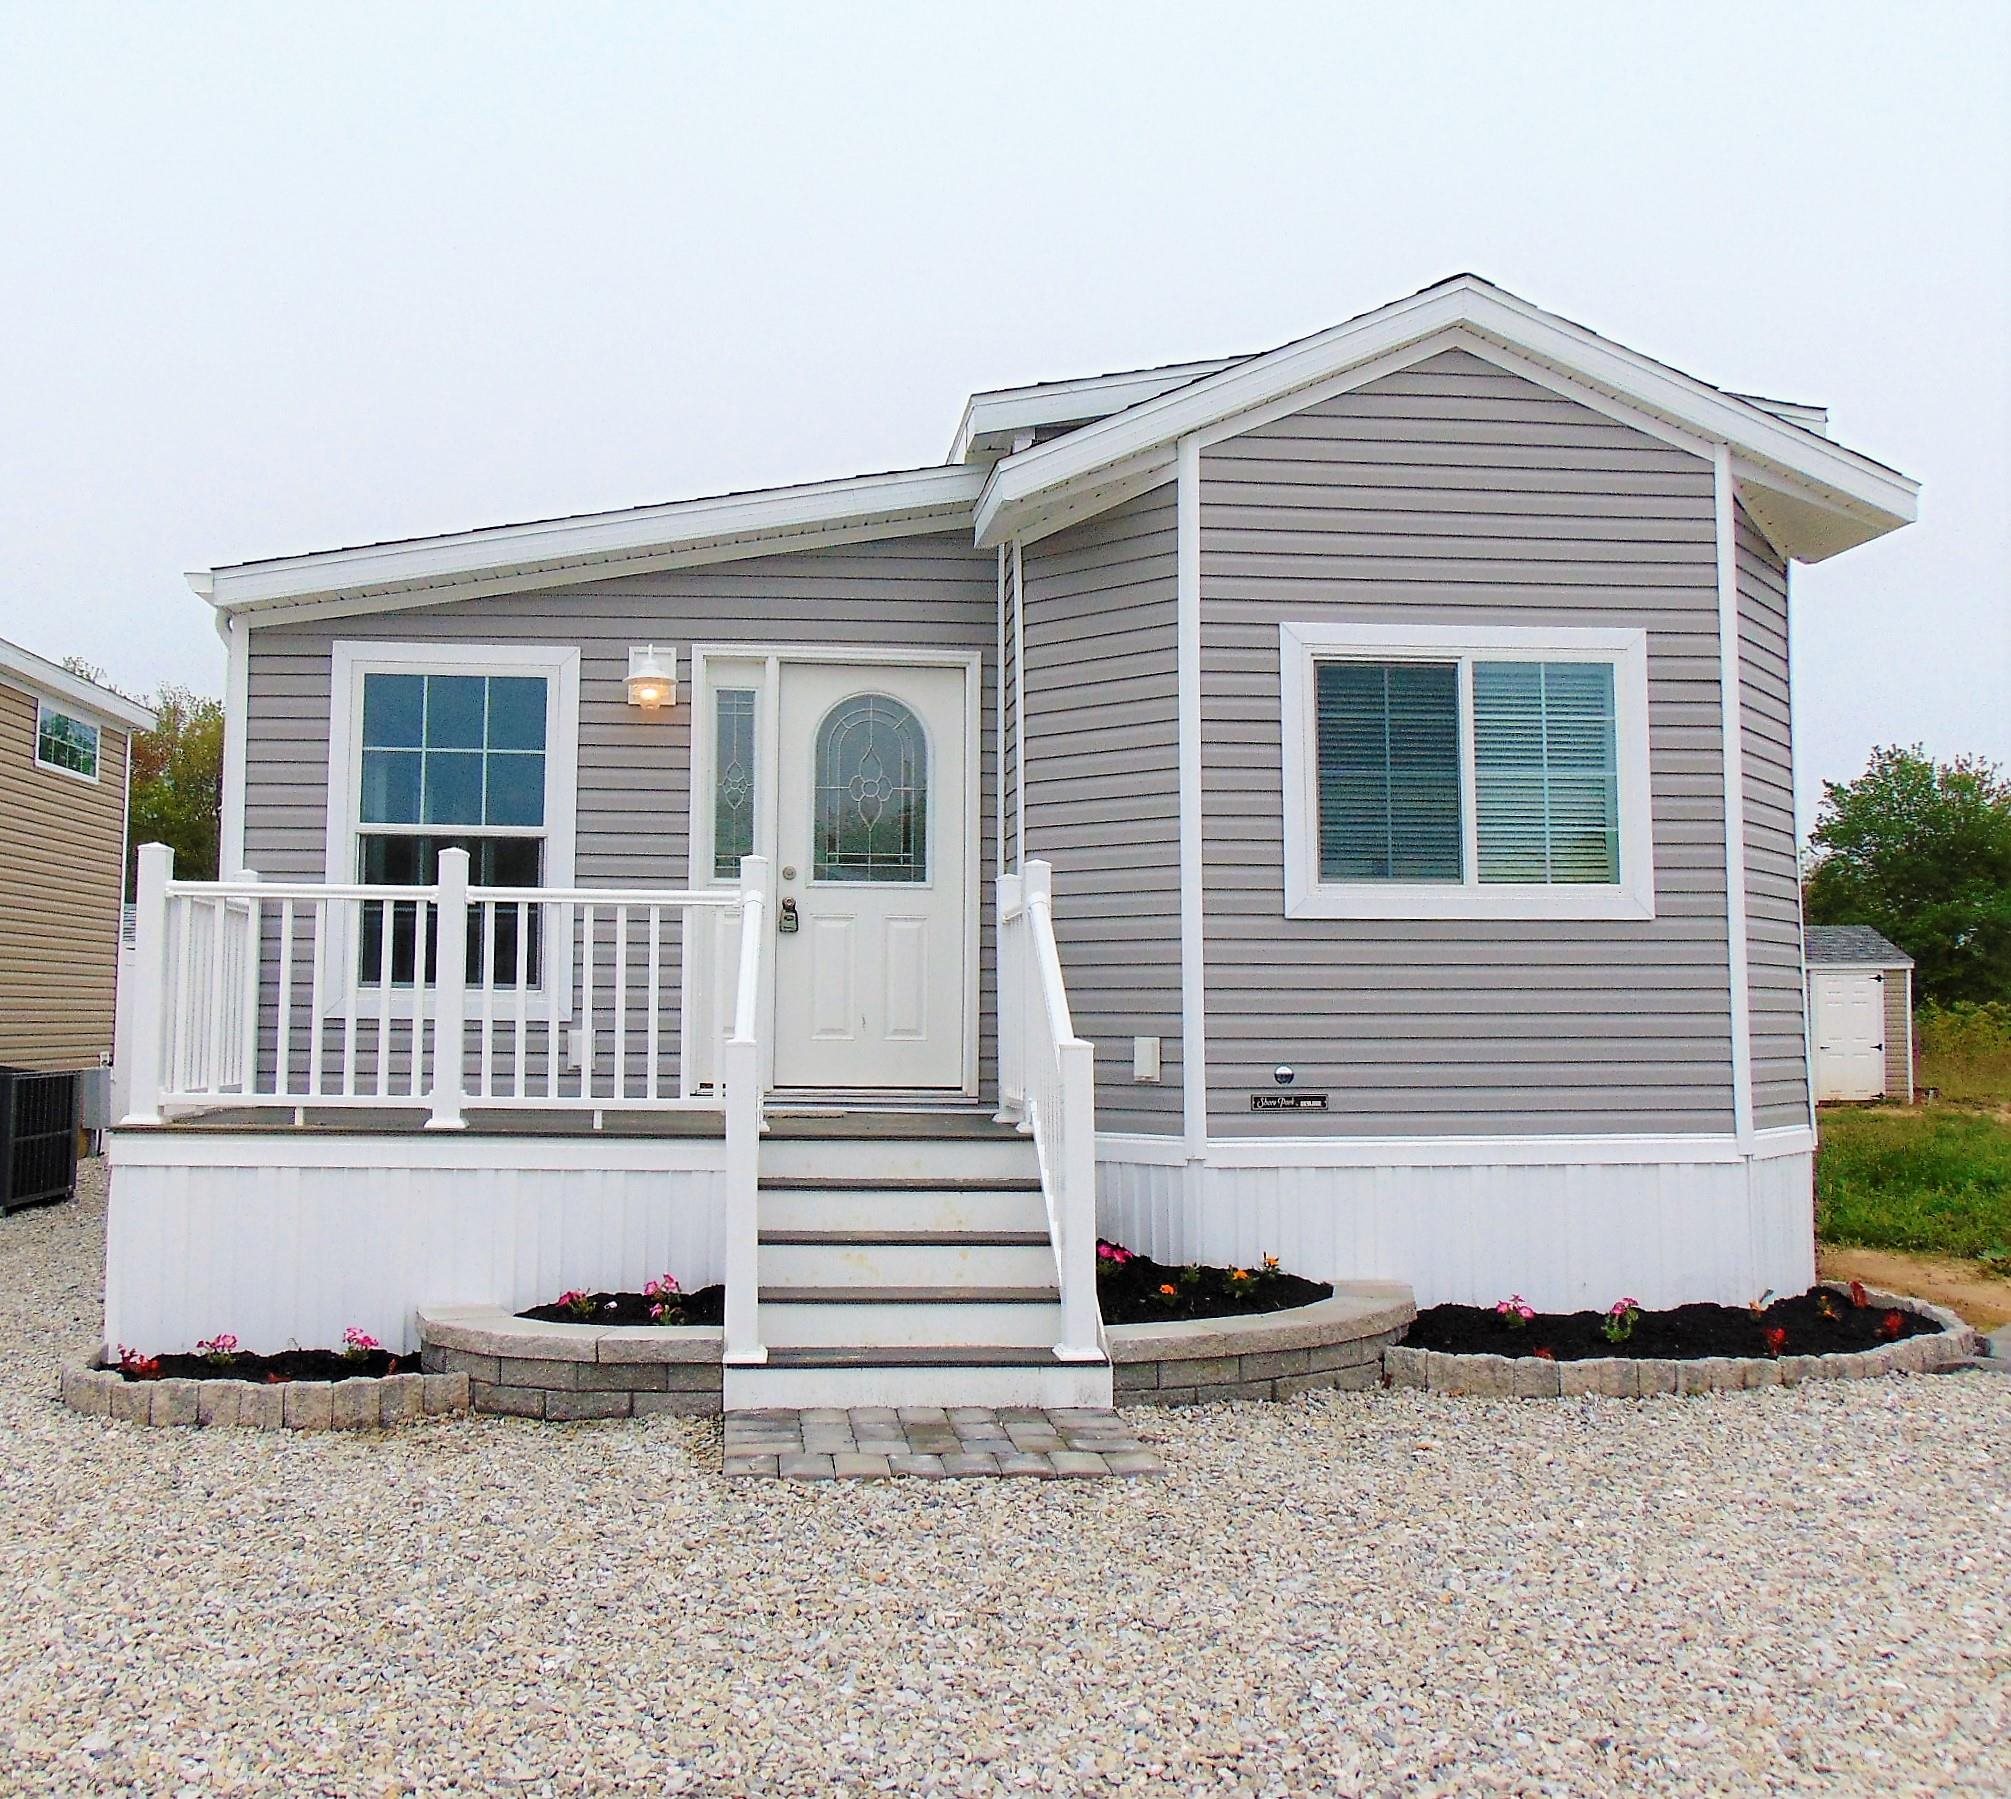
[328,643,579,993]
[1280,622,1652,921]
[36,703,100,780]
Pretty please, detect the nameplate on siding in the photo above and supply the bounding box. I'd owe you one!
[1251,1093,1327,1112]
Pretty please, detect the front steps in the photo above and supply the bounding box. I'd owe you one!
[723,1111,1113,1411]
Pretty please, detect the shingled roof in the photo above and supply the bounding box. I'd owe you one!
[1806,925,1913,967]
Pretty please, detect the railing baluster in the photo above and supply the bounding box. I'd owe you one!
[480,899,497,1100]
[275,899,294,1101]
[515,900,530,1101]
[613,903,628,1103]
[375,896,393,1099]
[645,905,662,1103]
[580,903,596,1103]
[308,898,326,1101]
[547,901,564,1102]
[171,893,195,1094]
[412,897,432,1100]
[235,875,261,1095]
[204,896,230,1095]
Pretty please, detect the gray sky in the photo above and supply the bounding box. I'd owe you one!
[2,2,2004,830]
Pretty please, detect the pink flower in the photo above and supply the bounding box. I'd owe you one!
[1096,1240,1134,1267]
[1494,1295,1535,1325]
[341,1325,382,1358]
[195,1333,240,1362]
[643,1274,682,1300]
[1608,1296,1640,1318]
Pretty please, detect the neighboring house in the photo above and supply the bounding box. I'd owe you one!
[110,275,1918,1407]
[0,637,156,1080]
[1807,925,1913,1102]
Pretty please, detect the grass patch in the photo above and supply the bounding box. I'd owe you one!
[1917,1002,2011,1103]
[1816,1104,2011,1269]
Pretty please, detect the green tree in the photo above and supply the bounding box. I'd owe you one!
[1804,746,2011,1005]
[128,687,225,889]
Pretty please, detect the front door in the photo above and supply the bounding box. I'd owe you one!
[772,660,968,1089]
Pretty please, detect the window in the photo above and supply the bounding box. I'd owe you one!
[327,643,578,997]
[712,688,756,879]
[813,693,928,882]
[1280,622,1653,920]
[36,703,100,780]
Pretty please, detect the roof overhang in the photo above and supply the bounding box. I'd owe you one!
[947,357,1244,464]
[0,636,156,732]
[195,464,988,626]
[973,276,1918,562]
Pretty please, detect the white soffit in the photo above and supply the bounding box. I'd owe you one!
[195,464,988,623]
[973,276,1919,562]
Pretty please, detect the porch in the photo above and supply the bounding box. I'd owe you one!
[110,845,1110,1408]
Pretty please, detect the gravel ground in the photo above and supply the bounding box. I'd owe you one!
[1,1163,2006,1797]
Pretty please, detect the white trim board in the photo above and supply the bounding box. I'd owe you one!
[197,465,987,623]
[1097,1126,1815,1168]
[0,634,156,732]
[1175,439,1208,1160]
[1715,448,1757,1149]
[1277,620,1656,921]
[109,1126,729,1173]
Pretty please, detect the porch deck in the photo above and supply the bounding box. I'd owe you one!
[118,1104,1019,1140]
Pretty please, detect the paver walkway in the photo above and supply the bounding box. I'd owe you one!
[724,1406,1167,1478]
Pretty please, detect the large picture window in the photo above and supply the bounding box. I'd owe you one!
[327,643,578,997]
[1280,622,1652,921]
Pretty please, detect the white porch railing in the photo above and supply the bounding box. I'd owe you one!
[120,842,773,1130]
[997,860,1102,1363]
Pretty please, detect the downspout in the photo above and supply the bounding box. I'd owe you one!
[1713,448,1756,1152]
[1175,436,1209,1178]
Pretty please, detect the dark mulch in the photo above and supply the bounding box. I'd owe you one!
[109,1349,407,1384]
[1097,1242,1331,1325]
[519,1285,726,1328]
[1405,1286,1943,1362]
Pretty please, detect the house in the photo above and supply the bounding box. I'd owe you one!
[0,635,156,1084]
[1806,925,1914,1102]
[108,275,1918,1408]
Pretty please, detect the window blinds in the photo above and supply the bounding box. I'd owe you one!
[1472,660,1619,884]
[1315,661,1462,881]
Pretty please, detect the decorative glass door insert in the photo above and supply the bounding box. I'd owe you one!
[812,693,928,882]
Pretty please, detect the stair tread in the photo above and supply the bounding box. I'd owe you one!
[761,1230,1051,1248]
[753,1346,1108,1370]
[759,1286,1059,1305]
[759,1176,1042,1193]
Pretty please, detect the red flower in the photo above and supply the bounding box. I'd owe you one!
[1879,1310,1906,1341]
[1762,1326,1787,1357]
[1849,1280,1870,1309]
[1532,1347,1555,1361]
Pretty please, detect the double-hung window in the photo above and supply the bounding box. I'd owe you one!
[36,703,101,780]
[1280,622,1654,920]
[328,642,579,994]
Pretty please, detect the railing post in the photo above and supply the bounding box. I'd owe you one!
[1055,1038,1103,1362]
[723,854,771,1367]
[427,848,470,1130]
[996,871,1024,1125]
[120,842,173,1125]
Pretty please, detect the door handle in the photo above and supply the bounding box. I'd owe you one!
[778,897,800,935]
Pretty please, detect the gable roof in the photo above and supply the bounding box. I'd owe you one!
[0,636,156,732]
[191,275,1918,623]
[971,274,1918,562]
[1806,925,1913,968]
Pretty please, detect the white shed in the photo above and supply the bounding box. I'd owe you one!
[1806,926,1914,1102]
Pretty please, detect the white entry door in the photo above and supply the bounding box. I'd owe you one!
[772,660,969,1089]
[1811,969,1886,1100]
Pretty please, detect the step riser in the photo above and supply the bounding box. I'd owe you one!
[760,1191,1048,1235]
[758,1301,1064,1349]
[759,1242,1056,1288]
[725,1361,1114,1411]
[760,1138,1036,1182]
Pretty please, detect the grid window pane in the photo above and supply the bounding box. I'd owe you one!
[424,675,486,748]
[486,677,547,751]
[361,674,423,748]
[1314,662,1462,882]
[713,688,756,879]
[484,752,545,827]
[359,670,547,832]
[37,708,100,777]
[360,749,422,824]
[1473,660,1619,884]
[422,749,485,825]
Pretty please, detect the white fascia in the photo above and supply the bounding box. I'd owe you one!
[0,636,157,732]
[947,357,1244,464]
[973,277,1919,557]
[195,465,987,623]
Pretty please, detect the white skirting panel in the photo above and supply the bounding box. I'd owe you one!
[106,1135,727,1355]
[1097,1150,1816,1312]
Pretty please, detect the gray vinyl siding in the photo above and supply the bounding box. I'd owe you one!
[1735,508,1811,1129]
[1198,348,1738,1137]
[1020,487,1184,1132]
[241,532,999,1095]
[1001,544,1018,870]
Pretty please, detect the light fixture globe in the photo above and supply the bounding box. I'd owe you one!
[625,644,677,710]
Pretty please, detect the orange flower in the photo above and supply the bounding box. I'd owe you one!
[1158,1283,1177,1298]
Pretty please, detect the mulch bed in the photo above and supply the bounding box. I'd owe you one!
[109,1349,407,1384]
[1097,1242,1331,1326]
[519,1286,725,1328]
[1405,1286,1943,1362]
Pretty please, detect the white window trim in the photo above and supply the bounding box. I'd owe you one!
[35,699,102,783]
[324,640,580,1016]
[1279,620,1656,922]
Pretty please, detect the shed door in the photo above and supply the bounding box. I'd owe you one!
[1811,970,1886,1100]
